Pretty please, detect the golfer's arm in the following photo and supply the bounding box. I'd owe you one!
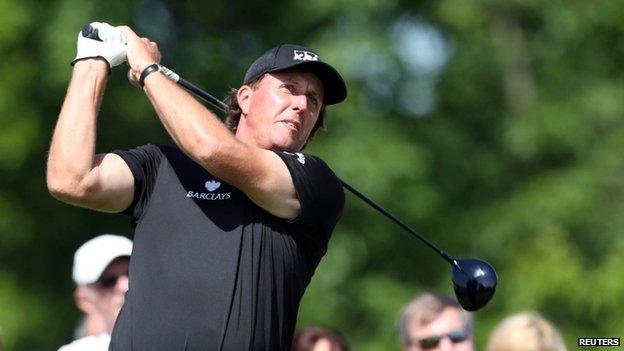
[46,59,134,213]
[143,73,300,219]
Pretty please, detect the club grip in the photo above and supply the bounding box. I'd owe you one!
[81,24,102,41]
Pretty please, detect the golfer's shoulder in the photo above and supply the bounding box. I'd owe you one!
[278,151,338,175]
[112,143,164,158]
[304,153,341,180]
[279,151,343,193]
[123,143,190,162]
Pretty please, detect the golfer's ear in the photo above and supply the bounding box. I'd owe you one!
[237,85,252,115]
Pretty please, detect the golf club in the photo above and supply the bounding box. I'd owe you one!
[82,24,497,311]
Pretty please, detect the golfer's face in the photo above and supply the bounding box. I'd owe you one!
[245,69,324,152]
[407,307,473,351]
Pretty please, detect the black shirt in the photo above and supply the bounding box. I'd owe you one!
[109,145,344,351]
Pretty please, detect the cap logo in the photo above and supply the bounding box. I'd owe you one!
[293,50,319,62]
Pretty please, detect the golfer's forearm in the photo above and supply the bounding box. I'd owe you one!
[142,72,240,164]
[47,59,108,195]
[142,72,299,219]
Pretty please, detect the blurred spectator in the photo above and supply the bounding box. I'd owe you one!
[72,314,106,339]
[57,234,132,351]
[292,327,349,351]
[487,311,566,351]
[396,292,474,351]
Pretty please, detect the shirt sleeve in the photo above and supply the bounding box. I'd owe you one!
[275,152,345,244]
[112,144,164,225]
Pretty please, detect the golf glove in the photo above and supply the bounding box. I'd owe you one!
[72,22,127,68]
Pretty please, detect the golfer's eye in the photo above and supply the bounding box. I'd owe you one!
[307,93,319,108]
[280,84,295,94]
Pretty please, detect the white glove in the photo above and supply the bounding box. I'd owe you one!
[72,22,127,68]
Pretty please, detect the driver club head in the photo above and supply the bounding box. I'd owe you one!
[451,258,498,311]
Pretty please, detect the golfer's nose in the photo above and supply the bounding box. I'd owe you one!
[292,93,309,111]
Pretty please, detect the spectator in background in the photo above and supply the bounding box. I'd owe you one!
[487,311,567,351]
[292,327,349,351]
[72,314,106,340]
[58,234,132,351]
[396,292,474,351]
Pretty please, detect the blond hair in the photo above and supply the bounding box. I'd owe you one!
[487,312,566,351]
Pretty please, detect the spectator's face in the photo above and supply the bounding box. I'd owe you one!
[237,69,324,152]
[311,338,332,351]
[88,257,130,324]
[406,307,473,351]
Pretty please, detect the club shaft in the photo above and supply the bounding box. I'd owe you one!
[178,78,228,111]
[174,74,455,265]
[339,181,454,264]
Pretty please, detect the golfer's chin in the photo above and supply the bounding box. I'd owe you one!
[269,134,305,153]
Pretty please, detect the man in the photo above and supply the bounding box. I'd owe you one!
[58,234,132,351]
[47,22,347,350]
[396,293,475,351]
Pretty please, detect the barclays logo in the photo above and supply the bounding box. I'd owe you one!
[186,179,231,201]
[205,180,221,192]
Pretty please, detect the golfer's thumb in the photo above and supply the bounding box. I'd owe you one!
[117,25,139,41]
[127,68,140,88]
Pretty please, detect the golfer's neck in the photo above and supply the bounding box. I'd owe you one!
[235,125,264,149]
[234,124,305,153]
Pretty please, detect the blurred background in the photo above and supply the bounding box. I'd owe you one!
[1,0,624,349]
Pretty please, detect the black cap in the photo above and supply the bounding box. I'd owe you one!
[244,44,347,105]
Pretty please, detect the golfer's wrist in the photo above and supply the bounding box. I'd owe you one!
[73,58,109,72]
[139,63,161,88]
[73,59,110,79]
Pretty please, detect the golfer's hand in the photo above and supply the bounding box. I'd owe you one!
[72,22,127,69]
[117,26,162,86]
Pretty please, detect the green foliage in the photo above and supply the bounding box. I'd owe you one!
[2,0,624,349]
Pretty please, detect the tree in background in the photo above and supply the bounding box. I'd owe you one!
[1,0,624,349]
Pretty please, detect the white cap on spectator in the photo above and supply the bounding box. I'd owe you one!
[72,234,133,285]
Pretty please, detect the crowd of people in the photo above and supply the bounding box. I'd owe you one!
[396,292,566,351]
[56,236,567,351]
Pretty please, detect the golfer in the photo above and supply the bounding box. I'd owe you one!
[47,22,347,350]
